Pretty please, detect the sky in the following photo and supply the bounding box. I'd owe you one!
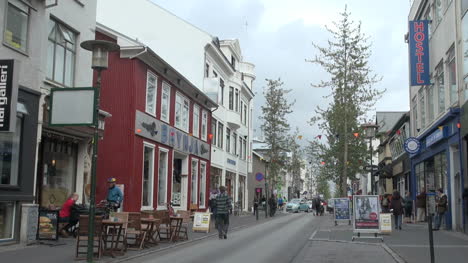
[152,0,411,143]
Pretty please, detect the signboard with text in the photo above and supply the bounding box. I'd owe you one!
[37,210,59,240]
[353,195,380,233]
[192,212,211,233]
[0,60,18,132]
[333,198,351,221]
[379,213,393,234]
[409,21,430,86]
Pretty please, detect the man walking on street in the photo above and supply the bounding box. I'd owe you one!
[216,186,231,239]
[416,189,426,222]
[433,188,448,231]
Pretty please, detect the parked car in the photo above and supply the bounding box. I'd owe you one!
[286,199,310,213]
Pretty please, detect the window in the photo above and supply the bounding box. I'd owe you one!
[142,143,155,209]
[0,116,22,186]
[0,201,15,241]
[193,105,200,138]
[463,0,468,16]
[175,93,189,132]
[412,97,418,133]
[161,82,171,123]
[219,79,224,106]
[448,48,457,105]
[239,136,243,159]
[145,72,157,115]
[240,101,244,123]
[4,2,29,53]
[231,55,236,69]
[226,128,231,153]
[200,162,207,208]
[211,118,217,146]
[213,71,218,78]
[243,138,247,160]
[425,6,432,38]
[428,85,434,122]
[436,63,445,114]
[434,0,443,25]
[201,110,208,141]
[205,63,210,78]
[158,148,169,208]
[419,90,426,128]
[229,87,234,110]
[233,133,237,155]
[218,122,224,148]
[235,89,239,112]
[243,103,248,125]
[191,159,199,205]
[47,19,76,86]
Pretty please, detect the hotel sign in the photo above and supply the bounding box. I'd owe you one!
[135,110,210,160]
[0,60,18,132]
[409,21,430,86]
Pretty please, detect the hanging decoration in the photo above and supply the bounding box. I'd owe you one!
[353,132,359,138]
[396,130,401,135]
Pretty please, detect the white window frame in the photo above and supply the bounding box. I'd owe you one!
[145,71,158,116]
[175,92,190,132]
[201,110,208,141]
[191,158,199,205]
[3,1,30,54]
[161,81,171,123]
[199,161,207,208]
[142,142,155,210]
[157,147,169,210]
[0,201,16,241]
[193,104,200,138]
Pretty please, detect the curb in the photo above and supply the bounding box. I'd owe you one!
[381,243,407,263]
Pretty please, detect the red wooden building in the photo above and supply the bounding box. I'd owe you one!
[95,26,215,212]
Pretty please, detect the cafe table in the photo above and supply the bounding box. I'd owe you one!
[141,217,160,247]
[169,216,184,242]
[102,219,127,258]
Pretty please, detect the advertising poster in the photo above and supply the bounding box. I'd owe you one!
[192,212,211,233]
[333,198,350,220]
[353,195,380,233]
[37,210,59,240]
[379,213,392,234]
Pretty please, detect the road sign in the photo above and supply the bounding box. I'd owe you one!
[255,172,264,181]
[364,165,379,172]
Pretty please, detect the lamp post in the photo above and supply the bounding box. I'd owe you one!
[363,124,378,195]
[80,40,120,263]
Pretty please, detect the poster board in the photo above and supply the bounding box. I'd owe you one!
[333,198,351,221]
[37,210,59,240]
[379,213,393,234]
[353,195,380,234]
[192,212,211,233]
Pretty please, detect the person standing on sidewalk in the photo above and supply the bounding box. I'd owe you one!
[253,195,259,216]
[215,186,231,239]
[403,191,413,223]
[433,188,448,231]
[390,191,404,230]
[381,194,390,213]
[416,189,426,222]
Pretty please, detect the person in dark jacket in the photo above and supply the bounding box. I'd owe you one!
[215,186,231,239]
[269,194,277,217]
[253,196,259,215]
[390,191,404,230]
[433,188,448,231]
[416,189,426,222]
[403,191,413,223]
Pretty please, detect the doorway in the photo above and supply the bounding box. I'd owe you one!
[172,152,188,211]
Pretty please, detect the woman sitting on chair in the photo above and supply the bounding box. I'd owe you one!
[59,193,79,237]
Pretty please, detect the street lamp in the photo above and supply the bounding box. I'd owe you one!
[80,40,120,263]
[362,124,378,195]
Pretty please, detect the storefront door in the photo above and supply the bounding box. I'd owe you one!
[173,153,188,211]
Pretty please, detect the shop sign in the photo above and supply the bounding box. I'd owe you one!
[0,60,18,132]
[426,129,444,147]
[353,195,380,233]
[404,137,421,154]
[37,210,59,240]
[227,158,236,166]
[192,212,211,233]
[135,110,210,160]
[379,213,392,234]
[333,198,351,221]
[409,21,430,86]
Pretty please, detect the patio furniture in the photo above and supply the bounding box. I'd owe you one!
[75,215,104,260]
[102,218,127,257]
[177,210,191,240]
[126,212,147,250]
[169,216,184,242]
[154,210,171,241]
[141,217,160,247]
[105,212,129,251]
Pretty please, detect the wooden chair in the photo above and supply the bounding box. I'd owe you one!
[154,210,171,241]
[108,212,129,251]
[75,215,103,260]
[126,212,147,250]
[177,210,191,240]
[190,204,198,218]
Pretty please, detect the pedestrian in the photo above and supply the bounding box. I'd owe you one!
[390,191,404,230]
[416,189,426,222]
[215,186,231,239]
[209,190,218,229]
[403,191,413,223]
[278,196,284,210]
[269,194,277,217]
[381,194,390,213]
[314,197,321,216]
[106,177,123,212]
[253,195,259,216]
[433,188,448,231]
[59,193,79,237]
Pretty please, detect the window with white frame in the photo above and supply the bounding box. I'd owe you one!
[200,162,207,208]
[425,5,432,38]
[158,148,169,208]
[205,63,210,78]
[229,87,234,110]
[218,122,224,148]
[175,93,189,132]
[4,1,29,53]
[145,72,157,115]
[448,48,457,105]
[226,128,231,153]
[434,0,443,25]
[211,118,217,146]
[142,143,155,209]
[233,133,237,155]
[201,110,208,141]
[193,105,200,137]
[47,19,77,86]
[419,89,426,128]
[436,62,445,114]
[412,97,418,134]
[239,136,243,159]
[243,138,247,159]
[219,78,224,106]
[428,85,434,122]
[191,159,199,205]
[161,82,171,123]
[235,89,239,112]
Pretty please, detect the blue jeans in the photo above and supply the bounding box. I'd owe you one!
[434,212,445,229]
[394,214,402,229]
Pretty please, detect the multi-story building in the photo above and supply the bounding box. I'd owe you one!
[408,0,463,231]
[0,0,97,244]
[97,0,256,212]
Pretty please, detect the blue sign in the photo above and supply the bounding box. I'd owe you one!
[409,21,430,86]
[404,137,421,154]
[334,198,350,220]
[255,172,264,182]
[426,128,444,147]
[227,158,236,166]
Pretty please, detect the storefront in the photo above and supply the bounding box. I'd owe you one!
[210,166,222,193]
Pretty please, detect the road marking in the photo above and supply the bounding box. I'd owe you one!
[389,244,468,248]
[309,230,318,240]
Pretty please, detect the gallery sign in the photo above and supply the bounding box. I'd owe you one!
[0,60,19,132]
[135,110,210,160]
[409,21,430,86]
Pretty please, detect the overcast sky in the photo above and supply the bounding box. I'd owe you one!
[153,0,411,142]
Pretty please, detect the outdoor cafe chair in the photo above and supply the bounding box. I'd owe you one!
[75,215,104,260]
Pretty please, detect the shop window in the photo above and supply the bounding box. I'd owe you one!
[172,158,182,207]
[158,148,168,208]
[3,1,29,53]
[193,105,200,138]
[217,122,224,148]
[200,162,206,208]
[211,118,217,146]
[161,82,171,123]
[201,110,208,141]
[175,93,189,132]
[46,19,76,87]
[191,159,198,205]
[145,72,157,116]
[142,143,155,209]
[0,201,15,241]
[0,116,22,186]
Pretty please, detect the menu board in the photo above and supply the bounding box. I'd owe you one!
[353,195,380,233]
[379,213,392,233]
[192,212,211,233]
[333,198,351,220]
[37,210,59,240]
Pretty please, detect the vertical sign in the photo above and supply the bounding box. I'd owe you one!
[0,60,18,132]
[409,21,430,86]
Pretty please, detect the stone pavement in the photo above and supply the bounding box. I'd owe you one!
[0,212,282,263]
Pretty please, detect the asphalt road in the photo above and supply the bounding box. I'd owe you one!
[130,212,318,263]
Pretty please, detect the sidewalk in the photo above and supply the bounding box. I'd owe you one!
[0,212,283,263]
[310,215,468,263]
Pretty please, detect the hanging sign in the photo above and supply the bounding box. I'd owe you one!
[353,195,381,233]
[0,60,18,132]
[192,212,211,233]
[404,137,421,154]
[409,21,430,86]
